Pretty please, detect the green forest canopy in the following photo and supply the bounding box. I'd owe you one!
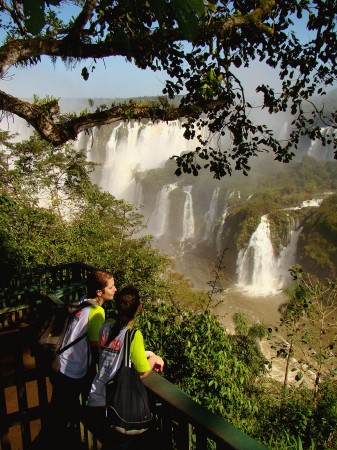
[0,0,336,178]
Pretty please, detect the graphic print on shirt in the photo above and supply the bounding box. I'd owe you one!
[98,329,123,376]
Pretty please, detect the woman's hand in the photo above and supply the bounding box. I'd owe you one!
[139,354,165,378]
[153,355,164,373]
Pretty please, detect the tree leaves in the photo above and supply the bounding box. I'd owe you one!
[23,0,45,34]
[22,0,61,34]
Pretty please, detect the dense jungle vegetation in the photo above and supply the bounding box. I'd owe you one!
[0,131,336,449]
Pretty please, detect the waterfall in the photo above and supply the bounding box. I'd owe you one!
[148,183,178,236]
[2,113,334,295]
[132,181,143,209]
[216,206,230,254]
[236,215,303,296]
[299,198,323,208]
[307,127,336,161]
[203,187,219,240]
[79,119,202,203]
[236,215,279,296]
[182,186,195,241]
[286,197,323,211]
[2,117,32,142]
[276,226,303,287]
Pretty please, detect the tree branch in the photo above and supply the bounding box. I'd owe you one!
[0,90,223,145]
[0,0,26,35]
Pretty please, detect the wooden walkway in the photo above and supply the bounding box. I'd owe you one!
[0,324,52,450]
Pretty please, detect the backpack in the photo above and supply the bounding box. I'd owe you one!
[32,293,95,374]
[106,328,153,435]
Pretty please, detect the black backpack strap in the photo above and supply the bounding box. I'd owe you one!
[57,333,87,355]
[57,300,96,355]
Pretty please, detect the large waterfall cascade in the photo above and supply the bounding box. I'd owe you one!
[235,197,325,296]
[3,116,335,297]
[82,120,204,203]
[307,126,337,161]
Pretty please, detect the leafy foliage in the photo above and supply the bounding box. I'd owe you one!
[298,194,337,277]
[136,281,337,449]
[230,312,270,378]
[138,303,261,427]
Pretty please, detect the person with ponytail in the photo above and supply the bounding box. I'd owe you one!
[85,286,164,449]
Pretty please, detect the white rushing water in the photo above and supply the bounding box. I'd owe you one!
[236,215,303,296]
[203,187,219,241]
[236,215,279,296]
[3,115,333,301]
[82,120,202,203]
[307,126,336,161]
[182,186,195,241]
[216,206,230,254]
[148,183,178,236]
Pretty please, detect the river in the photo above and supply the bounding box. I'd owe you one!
[212,286,285,333]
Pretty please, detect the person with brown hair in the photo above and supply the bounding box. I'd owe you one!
[50,270,117,441]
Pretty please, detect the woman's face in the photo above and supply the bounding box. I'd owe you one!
[99,277,117,303]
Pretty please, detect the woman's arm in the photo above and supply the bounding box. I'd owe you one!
[139,354,164,379]
[131,331,164,379]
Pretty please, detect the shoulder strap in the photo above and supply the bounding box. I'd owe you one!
[123,328,137,368]
[80,299,98,307]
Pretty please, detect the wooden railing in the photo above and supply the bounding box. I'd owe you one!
[0,263,269,450]
[142,372,267,450]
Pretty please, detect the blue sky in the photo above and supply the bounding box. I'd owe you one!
[1,54,168,99]
[1,54,283,100]
[0,6,318,102]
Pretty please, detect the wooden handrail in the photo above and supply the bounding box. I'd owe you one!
[143,372,268,450]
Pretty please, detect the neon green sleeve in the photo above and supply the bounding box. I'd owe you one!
[130,329,151,373]
[87,305,105,342]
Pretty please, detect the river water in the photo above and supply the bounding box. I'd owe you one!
[212,287,291,383]
[212,286,285,332]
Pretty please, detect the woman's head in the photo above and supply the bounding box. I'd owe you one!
[115,286,141,327]
[87,270,116,303]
